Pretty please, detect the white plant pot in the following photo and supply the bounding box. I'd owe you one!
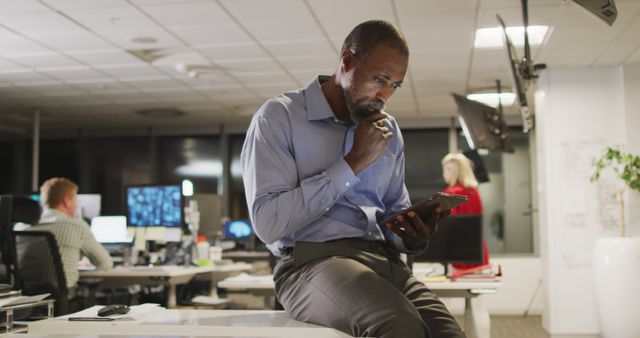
[593,237,640,338]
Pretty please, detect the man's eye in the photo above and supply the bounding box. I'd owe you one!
[374,77,386,85]
[392,83,402,89]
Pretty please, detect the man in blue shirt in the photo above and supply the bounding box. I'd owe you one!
[241,20,465,338]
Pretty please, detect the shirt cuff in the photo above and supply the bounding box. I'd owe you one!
[325,157,360,196]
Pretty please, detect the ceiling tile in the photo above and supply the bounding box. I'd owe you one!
[94,64,166,78]
[62,6,160,32]
[307,0,395,40]
[232,70,294,85]
[43,0,130,9]
[99,30,185,49]
[139,2,228,29]
[44,67,105,80]
[0,0,51,14]
[0,38,53,56]
[0,70,52,82]
[176,75,239,88]
[217,58,282,73]
[67,50,145,66]
[33,32,114,53]
[538,25,618,67]
[0,26,20,39]
[0,58,23,70]
[5,52,80,68]
[278,55,336,72]
[249,82,298,97]
[480,0,558,9]
[395,0,478,14]
[263,39,336,58]
[221,0,326,42]
[123,78,187,89]
[196,43,268,62]
[593,41,640,66]
[131,0,210,5]
[0,11,86,37]
[172,26,253,47]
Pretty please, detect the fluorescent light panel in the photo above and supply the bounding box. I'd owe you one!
[474,26,550,48]
[466,93,516,107]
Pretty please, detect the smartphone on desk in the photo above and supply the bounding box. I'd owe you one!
[380,192,468,226]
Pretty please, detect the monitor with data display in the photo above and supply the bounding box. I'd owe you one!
[223,219,253,240]
[126,184,183,227]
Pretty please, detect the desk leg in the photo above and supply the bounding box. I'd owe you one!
[168,285,177,308]
[464,295,490,338]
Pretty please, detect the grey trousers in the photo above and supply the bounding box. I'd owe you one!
[273,239,466,338]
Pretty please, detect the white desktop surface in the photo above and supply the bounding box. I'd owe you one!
[27,308,354,337]
[80,263,252,308]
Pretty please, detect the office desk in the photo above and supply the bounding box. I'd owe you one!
[218,274,502,338]
[27,308,354,337]
[80,263,251,308]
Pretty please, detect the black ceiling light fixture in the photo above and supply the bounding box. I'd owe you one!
[567,0,617,26]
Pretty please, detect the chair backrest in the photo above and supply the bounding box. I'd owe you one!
[0,195,42,288]
[13,230,69,314]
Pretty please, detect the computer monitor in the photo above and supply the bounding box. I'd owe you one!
[76,194,101,221]
[90,216,132,244]
[126,184,183,227]
[223,219,253,249]
[413,215,483,267]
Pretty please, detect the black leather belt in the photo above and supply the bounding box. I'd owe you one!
[280,247,294,256]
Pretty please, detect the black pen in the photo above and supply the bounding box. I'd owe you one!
[68,317,115,321]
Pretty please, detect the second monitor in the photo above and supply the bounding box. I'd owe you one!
[126,184,183,227]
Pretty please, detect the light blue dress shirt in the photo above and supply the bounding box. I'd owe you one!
[241,75,413,256]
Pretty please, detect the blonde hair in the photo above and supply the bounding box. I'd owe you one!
[40,177,78,208]
[441,153,478,189]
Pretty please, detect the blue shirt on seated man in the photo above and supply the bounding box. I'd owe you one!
[241,20,465,338]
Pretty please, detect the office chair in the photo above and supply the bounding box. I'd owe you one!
[0,195,41,289]
[13,231,72,316]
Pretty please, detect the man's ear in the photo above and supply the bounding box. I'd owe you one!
[61,194,72,209]
[340,49,357,74]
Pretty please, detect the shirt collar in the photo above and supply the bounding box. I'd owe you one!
[40,208,72,223]
[305,75,337,121]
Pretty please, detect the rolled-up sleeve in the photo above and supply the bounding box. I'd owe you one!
[241,103,359,245]
[80,226,113,270]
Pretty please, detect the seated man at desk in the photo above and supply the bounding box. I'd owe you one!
[21,177,112,294]
[241,20,464,338]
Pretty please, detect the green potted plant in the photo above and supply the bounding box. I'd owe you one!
[591,146,640,236]
[590,146,640,338]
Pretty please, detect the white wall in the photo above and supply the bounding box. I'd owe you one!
[623,64,640,236]
[535,66,631,334]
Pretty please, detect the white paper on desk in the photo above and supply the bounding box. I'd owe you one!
[0,293,50,308]
[62,303,163,321]
[225,272,273,284]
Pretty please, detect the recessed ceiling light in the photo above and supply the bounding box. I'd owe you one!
[466,93,516,107]
[137,108,184,117]
[131,36,158,44]
[474,26,550,49]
